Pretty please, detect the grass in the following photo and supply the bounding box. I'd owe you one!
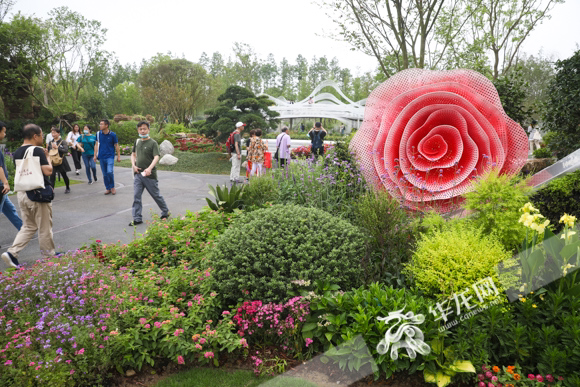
[153,368,317,387]
[115,151,247,175]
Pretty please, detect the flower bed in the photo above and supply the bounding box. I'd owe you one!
[175,137,225,153]
[290,144,331,159]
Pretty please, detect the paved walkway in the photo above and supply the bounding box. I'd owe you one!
[0,155,230,267]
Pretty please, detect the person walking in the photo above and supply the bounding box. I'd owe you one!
[229,122,244,185]
[308,122,327,158]
[66,123,83,175]
[248,129,268,177]
[77,124,98,184]
[275,127,291,167]
[245,129,256,179]
[47,127,71,194]
[528,120,542,153]
[0,122,23,235]
[94,119,120,195]
[2,124,55,268]
[129,121,169,226]
[300,123,305,132]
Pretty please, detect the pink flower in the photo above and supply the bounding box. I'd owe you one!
[177,355,185,365]
[29,362,35,366]
[195,344,202,350]
[187,301,193,308]
[101,326,107,331]
[240,338,248,348]
[145,324,150,329]
[528,374,536,380]
[65,360,72,364]
[89,333,95,339]
[491,376,498,382]
[487,383,494,387]
[485,371,493,379]
[200,338,206,344]
[546,375,554,382]
[305,338,313,347]
[478,383,485,387]
[478,374,485,381]
[154,322,162,328]
[96,240,101,243]
[70,369,75,375]
[222,311,230,315]
[4,360,12,366]
[77,348,85,355]
[204,352,214,358]
[139,318,147,325]
[536,375,544,383]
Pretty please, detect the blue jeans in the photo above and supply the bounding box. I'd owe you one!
[82,153,97,182]
[99,157,115,190]
[0,194,23,230]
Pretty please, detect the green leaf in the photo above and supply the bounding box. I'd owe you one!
[436,372,453,387]
[430,339,443,355]
[325,332,334,342]
[424,370,437,383]
[448,360,475,373]
[302,322,317,332]
[560,241,580,262]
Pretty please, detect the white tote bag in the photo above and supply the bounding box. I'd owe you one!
[14,146,45,191]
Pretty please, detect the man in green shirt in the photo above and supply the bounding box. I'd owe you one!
[129,121,169,226]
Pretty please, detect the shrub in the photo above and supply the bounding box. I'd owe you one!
[243,175,279,210]
[352,190,415,286]
[448,288,580,386]
[164,123,189,135]
[113,113,132,123]
[404,223,511,299]
[533,147,553,159]
[530,170,580,233]
[210,204,366,304]
[302,282,439,379]
[97,210,236,270]
[463,169,532,252]
[271,148,367,220]
[110,120,139,145]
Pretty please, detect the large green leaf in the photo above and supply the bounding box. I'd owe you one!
[436,372,453,387]
[449,360,475,373]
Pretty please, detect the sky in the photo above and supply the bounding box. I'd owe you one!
[7,0,580,76]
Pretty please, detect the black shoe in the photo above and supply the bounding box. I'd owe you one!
[128,220,143,227]
[94,177,98,182]
[88,181,93,185]
[161,214,169,220]
[65,188,70,194]
[1,252,19,268]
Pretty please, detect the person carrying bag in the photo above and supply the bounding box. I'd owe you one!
[2,124,56,269]
[47,127,71,194]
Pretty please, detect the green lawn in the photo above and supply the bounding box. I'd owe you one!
[153,368,316,387]
[115,151,246,175]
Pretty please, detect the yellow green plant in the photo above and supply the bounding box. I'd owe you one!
[404,223,510,299]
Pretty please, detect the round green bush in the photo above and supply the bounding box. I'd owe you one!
[210,204,366,303]
[404,223,511,299]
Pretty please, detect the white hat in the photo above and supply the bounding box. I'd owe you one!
[235,122,246,128]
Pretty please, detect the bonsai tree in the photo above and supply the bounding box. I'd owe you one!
[202,85,280,143]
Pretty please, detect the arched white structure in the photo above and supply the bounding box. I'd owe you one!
[261,80,365,130]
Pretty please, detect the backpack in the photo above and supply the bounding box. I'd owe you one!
[48,140,63,166]
[226,131,237,153]
[311,130,323,148]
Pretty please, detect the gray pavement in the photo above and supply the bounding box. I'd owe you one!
[0,155,230,267]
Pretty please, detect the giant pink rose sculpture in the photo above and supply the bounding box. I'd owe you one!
[350,69,529,212]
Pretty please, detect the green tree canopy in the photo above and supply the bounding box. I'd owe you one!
[542,50,580,159]
[138,57,211,124]
[202,85,280,143]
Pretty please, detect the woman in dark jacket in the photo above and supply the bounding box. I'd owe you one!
[47,127,71,193]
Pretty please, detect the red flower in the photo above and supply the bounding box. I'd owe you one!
[350,69,528,212]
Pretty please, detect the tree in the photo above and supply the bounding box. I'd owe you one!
[106,81,143,116]
[138,57,211,124]
[493,66,531,126]
[33,7,109,121]
[202,85,280,143]
[469,0,563,79]
[542,50,580,159]
[232,42,261,92]
[515,51,555,116]
[320,0,471,77]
